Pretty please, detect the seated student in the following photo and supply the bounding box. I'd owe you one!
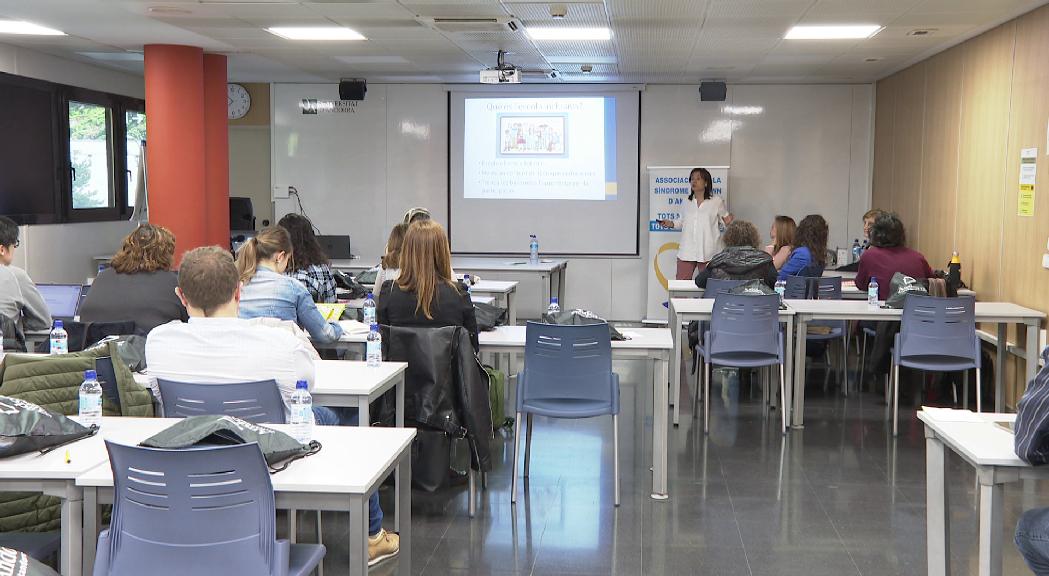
[697,220,778,289]
[373,223,407,304]
[79,223,188,332]
[0,216,50,331]
[278,213,337,304]
[854,212,932,300]
[236,226,343,344]
[377,220,479,350]
[146,246,398,565]
[778,214,829,280]
[862,208,884,252]
[403,206,431,224]
[764,215,796,270]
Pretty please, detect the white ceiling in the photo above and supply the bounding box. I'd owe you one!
[0,0,1045,84]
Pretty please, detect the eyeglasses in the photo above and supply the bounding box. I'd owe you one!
[9,240,19,248]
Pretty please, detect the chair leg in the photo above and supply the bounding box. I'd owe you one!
[316,512,324,576]
[692,356,701,419]
[612,414,620,507]
[468,469,476,518]
[861,332,868,388]
[962,372,969,410]
[704,361,712,435]
[780,362,788,434]
[524,413,533,478]
[892,363,900,437]
[975,367,982,413]
[511,412,522,504]
[842,334,849,397]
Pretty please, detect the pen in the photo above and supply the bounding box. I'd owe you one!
[65,450,70,464]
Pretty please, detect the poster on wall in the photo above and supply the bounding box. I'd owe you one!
[645,165,729,321]
[1019,147,1037,217]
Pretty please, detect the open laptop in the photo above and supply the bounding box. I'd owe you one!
[318,235,352,260]
[37,283,83,321]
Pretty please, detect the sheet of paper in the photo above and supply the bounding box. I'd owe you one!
[338,320,371,334]
[921,406,985,423]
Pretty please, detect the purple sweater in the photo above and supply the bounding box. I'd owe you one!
[855,246,933,300]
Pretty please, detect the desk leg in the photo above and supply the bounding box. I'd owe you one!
[541,273,551,312]
[651,355,669,500]
[978,475,1004,576]
[996,323,1007,413]
[60,490,83,576]
[557,266,566,306]
[783,316,794,431]
[925,430,950,576]
[360,399,370,429]
[395,375,404,428]
[508,292,518,326]
[397,453,412,576]
[671,305,681,426]
[349,495,368,576]
[1026,321,1040,396]
[394,374,404,533]
[792,319,808,428]
[83,487,98,576]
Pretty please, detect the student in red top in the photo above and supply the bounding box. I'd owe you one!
[855,212,933,300]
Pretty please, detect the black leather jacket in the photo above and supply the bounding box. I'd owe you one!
[382,325,493,472]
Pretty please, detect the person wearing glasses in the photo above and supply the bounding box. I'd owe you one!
[0,215,51,332]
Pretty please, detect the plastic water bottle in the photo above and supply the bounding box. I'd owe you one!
[49,320,68,355]
[851,239,863,263]
[464,274,472,294]
[529,234,539,265]
[78,369,102,428]
[547,297,561,316]
[288,380,313,443]
[362,292,376,325]
[366,323,382,367]
[868,276,880,309]
[774,279,786,303]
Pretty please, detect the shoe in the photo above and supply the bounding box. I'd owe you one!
[368,528,400,567]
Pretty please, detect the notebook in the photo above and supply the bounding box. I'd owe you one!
[316,303,346,322]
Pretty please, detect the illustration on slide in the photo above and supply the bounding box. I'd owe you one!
[497,114,567,157]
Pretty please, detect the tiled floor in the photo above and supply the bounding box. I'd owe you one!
[306,359,1047,575]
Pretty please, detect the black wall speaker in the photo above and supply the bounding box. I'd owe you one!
[339,79,367,101]
[699,81,727,102]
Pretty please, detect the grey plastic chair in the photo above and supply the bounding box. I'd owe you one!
[158,379,285,423]
[93,441,325,576]
[512,322,621,506]
[700,293,787,434]
[783,275,811,299]
[807,277,850,395]
[891,295,980,436]
[0,532,60,562]
[703,278,747,297]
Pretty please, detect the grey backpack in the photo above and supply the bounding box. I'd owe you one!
[0,547,60,576]
[0,396,97,458]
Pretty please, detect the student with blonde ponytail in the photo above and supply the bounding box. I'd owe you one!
[236,226,343,344]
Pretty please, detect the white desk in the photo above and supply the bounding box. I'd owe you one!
[787,300,1045,428]
[470,280,519,326]
[78,417,415,576]
[330,259,372,274]
[0,424,112,576]
[312,360,407,428]
[668,298,796,430]
[667,278,976,301]
[822,269,857,279]
[918,411,1045,576]
[449,257,567,314]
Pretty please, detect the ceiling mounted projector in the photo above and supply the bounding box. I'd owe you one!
[480,50,521,84]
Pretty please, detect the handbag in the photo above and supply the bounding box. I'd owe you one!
[884,272,929,309]
[473,301,507,332]
[542,309,626,341]
[140,415,321,473]
[0,396,97,458]
[0,547,60,576]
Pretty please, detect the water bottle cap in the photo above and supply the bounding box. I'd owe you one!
[296,380,308,390]
[54,320,63,328]
[551,297,558,304]
[367,292,374,299]
[370,323,379,331]
[84,370,96,379]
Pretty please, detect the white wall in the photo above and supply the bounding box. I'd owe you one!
[0,42,144,283]
[230,126,273,227]
[272,83,874,320]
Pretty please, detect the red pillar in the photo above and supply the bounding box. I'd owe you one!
[144,45,206,260]
[203,54,230,248]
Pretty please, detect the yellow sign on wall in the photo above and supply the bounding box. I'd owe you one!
[1019,147,1037,217]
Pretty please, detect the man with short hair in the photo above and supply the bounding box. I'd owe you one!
[0,215,51,332]
[146,246,399,565]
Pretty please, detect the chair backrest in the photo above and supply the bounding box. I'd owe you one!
[709,293,781,358]
[783,275,811,299]
[520,322,617,412]
[813,276,843,300]
[102,441,279,576]
[157,379,285,424]
[703,278,747,298]
[898,295,978,362]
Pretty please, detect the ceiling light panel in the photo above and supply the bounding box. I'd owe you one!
[784,25,883,39]
[0,20,65,35]
[267,26,366,40]
[526,27,611,40]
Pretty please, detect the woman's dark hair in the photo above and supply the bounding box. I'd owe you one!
[722,220,760,249]
[869,212,907,248]
[688,167,713,201]
[793,214,829,267]
[0,216,18,247]
[278,213,328,271]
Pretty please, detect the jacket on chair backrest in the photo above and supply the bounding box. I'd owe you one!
[381,325,493,473]
[0,341,154,532]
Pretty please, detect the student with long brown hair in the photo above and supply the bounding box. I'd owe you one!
[764,215,796,270]
[372,222,408,304]
[236,226,343,344]
[278,213,337,304]
[376,220,478,349]
[778,214,829,280]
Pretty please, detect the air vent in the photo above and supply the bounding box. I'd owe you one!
[907,29,937,37]
[419,16,522,34]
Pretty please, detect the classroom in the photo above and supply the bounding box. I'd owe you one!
[1,1,1049,575]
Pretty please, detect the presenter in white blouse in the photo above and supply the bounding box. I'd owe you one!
[657,167,734,280]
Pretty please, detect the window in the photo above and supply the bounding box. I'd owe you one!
[68,101,113,210]
[125,110,145,208]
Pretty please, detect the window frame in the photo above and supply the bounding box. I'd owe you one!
[123,105,146,212]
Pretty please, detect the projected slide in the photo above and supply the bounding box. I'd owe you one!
[464,97,616,201]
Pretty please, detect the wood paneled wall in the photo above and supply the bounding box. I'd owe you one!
[874,4,1049,400]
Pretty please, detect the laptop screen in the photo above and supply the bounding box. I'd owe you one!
[38,284,83,318]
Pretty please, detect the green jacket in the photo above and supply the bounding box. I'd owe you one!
[0,342,154,532]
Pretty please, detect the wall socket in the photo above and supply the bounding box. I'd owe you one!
[272,185,289,199]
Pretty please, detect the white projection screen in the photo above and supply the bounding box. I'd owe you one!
[449,88,640,256]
